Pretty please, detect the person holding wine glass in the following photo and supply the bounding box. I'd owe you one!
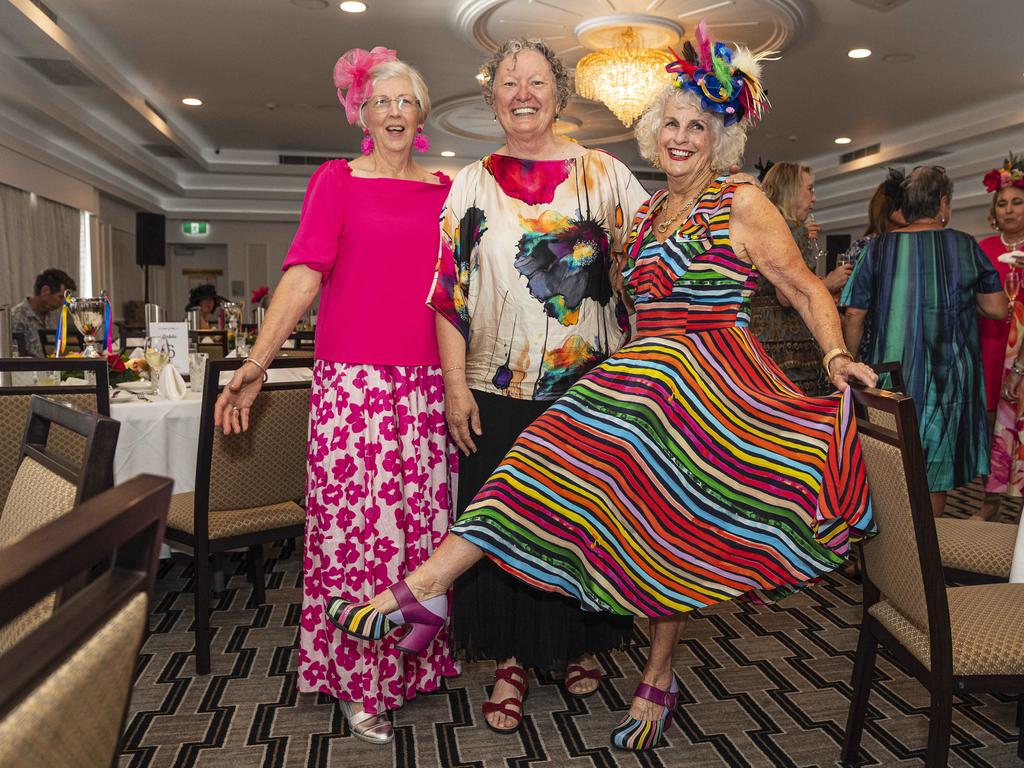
[978,155,1024,519]
[842,166,1008,517]
[750,162,852,395]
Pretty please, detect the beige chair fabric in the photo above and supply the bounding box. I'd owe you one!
[935,518,1017,580]
[858,432,930,630]
[0,457,79,653]
[0,592,147,768]
[168,492,304,539]
[869,584,1024,675]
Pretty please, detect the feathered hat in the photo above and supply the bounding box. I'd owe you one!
[983,152,1024,193]
[333,46,397,125]
[666,20,775,127]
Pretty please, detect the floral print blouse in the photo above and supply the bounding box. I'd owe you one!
[428,149,647,400]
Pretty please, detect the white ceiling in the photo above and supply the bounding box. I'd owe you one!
[1,0,1023,229]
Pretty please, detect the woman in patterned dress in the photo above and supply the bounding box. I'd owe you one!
[843,166,1008,517]
[215,49,457,744]
[327,30,878,752]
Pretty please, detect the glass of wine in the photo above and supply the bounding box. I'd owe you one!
[144,335,170,392]
[806,213,826,268]
[1005,268,1020,323]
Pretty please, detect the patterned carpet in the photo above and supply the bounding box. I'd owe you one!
[118,484,1022,768]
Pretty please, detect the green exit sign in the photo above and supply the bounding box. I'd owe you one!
[182,221,208,235]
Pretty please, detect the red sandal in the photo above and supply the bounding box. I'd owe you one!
[482,665,529,734]
[565,662,602,698]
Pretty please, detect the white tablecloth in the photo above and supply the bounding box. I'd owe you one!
[111,392,203,493]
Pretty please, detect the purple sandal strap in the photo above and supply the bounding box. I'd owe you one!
[633,682,677,710]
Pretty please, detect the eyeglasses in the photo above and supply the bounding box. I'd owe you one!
[365,96,420,113]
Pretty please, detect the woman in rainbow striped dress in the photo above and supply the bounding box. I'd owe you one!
[327,26,878,752]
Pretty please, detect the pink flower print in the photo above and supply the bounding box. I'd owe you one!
[379,414,398,442]
[366,387,389,416]
[425,374,444,404]
[353,369,369,389]
[381,477,403,506]
[304,573,326,602]
[396,404,414,436]
[332,455,358,484]
[312,628,331,656]
[321,564,348,590]
[363,502,382,527]
[321,482,345,511]
[373,536,399,564]
[354,435,382,467]
[346,404,366,433]
[382,448,402,474]
[302,660,327,687]
[301,603,322,631]
[344,480,364,507]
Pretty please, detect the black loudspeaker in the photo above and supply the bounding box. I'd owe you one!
[136,212,166,266]
[825,233,852,274]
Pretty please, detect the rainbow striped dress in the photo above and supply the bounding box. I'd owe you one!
[450,179,875,617]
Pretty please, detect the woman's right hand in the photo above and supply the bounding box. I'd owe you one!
[823,264,853,293]
[445,381,481,455]
[214,363,265,434]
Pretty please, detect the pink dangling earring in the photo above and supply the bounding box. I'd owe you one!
[413,126,430,153]
[361,130,374,155]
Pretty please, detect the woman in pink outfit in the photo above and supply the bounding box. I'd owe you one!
[214,48,457,743]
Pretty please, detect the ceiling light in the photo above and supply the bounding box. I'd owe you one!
[847,48,872,59]
[834,137,852,144]
[182,97,203,106]
[440,151,455,157]
[575,26,674,127]
[339,1,366,11]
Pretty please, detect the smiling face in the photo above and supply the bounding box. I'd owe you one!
[492,49,558,144]
[656,99,716,187]
[995,186,1024,238]
[794,170,816,222]
[361,75,421,156]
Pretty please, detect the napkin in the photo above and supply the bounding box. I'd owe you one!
[157,364,187,400]
[128,347,144,359]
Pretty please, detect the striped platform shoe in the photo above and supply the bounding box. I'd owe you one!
[610,676,679,751]
[326,580,447,656]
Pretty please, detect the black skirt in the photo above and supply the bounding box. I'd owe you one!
[451,390,634,672]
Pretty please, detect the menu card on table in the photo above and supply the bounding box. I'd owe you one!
[147,321,189,376]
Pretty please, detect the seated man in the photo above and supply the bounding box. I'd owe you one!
[10,268,77,357]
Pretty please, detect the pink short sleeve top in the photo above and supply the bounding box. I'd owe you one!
[282,159,451,365]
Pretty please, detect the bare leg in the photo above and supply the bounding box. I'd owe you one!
[629,615,687,721]
[367,533,484,613]
[974,492,1001,521]
[484,658,524,731]
[566,653,601,695]
[930,491,947,519]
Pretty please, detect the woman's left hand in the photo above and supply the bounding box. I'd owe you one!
[725,166,759,187]
[828,357,878,392]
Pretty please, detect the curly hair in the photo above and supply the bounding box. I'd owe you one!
[478,38,571,112]
[634,85,747,172]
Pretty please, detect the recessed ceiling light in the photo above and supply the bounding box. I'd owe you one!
[834,137,852,145]
[339,1,366,11]
[182,97,203,106]
[440,151,455,157]
[848,48,871,59]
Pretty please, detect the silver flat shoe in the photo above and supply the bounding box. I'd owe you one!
[339,700,394,744]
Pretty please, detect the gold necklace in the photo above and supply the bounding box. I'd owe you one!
[656,191,701,234]
[1001,232,1024,250]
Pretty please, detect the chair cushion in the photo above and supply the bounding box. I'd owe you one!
[167,492,304,540]
[935,518,1016,579]
[869,584,1024,676]
[0,592,147,768]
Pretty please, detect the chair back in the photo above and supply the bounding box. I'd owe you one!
[197,359,310,516]
[189,330,228,360]
[37,328,83,357]
[0,359,110,506]
[0,396,120,651]
[0,475,171,768]
[115,322,146,355]
[852,386,950,640]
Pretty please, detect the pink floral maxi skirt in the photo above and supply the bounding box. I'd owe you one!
[298,361,459,715]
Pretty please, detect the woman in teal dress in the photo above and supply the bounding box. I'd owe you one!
[842,166,1007,516]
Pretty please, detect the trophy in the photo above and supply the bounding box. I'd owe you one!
[66,294,107,358]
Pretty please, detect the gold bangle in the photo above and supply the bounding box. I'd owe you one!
[442,365,464,375]
[822,347,853,375]
[243,357,270,383]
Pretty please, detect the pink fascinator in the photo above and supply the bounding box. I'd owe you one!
[333,46,397,124]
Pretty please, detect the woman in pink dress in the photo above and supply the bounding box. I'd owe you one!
[980,155,1024,519]
[214,47,458,743]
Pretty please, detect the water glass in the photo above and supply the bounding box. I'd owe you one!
[188,352,209,394]
[35,370,61,386]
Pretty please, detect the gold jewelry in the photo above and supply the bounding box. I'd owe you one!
[822,347,853,375]
[243,357,269,383]
[656,190,702,234]
[1001,233,1024,250]
[442,365,464,375]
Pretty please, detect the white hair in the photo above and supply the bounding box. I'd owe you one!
[634,85,748,172]
[358,59,431,127]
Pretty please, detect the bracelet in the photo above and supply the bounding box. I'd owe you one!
[1012,362,1024,377]
[822,347,853,375]
[243,357,270,383]
[442,365,464,375]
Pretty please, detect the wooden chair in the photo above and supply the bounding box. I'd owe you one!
[115,321,146,355]
[0,474,171,768]
[934,518,1018,584]
[9,332,28,357]
[189,329,229,360]
[842,386,1024,765]
[0,359,110,508]
[164,357,309,674]
[0,395,120,652]
[37,328,84,356]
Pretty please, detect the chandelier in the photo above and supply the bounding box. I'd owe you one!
[575,27,674,127]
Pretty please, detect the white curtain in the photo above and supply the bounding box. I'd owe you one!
[93,220,116,306]
[0,183,81,306]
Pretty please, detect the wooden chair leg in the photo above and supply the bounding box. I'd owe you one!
[1018,696,1024,759]
[842,626,878,765]
[211,552,226,595]
[247,544,266,604]
[925,685,952,767]
[194,550,212,675]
